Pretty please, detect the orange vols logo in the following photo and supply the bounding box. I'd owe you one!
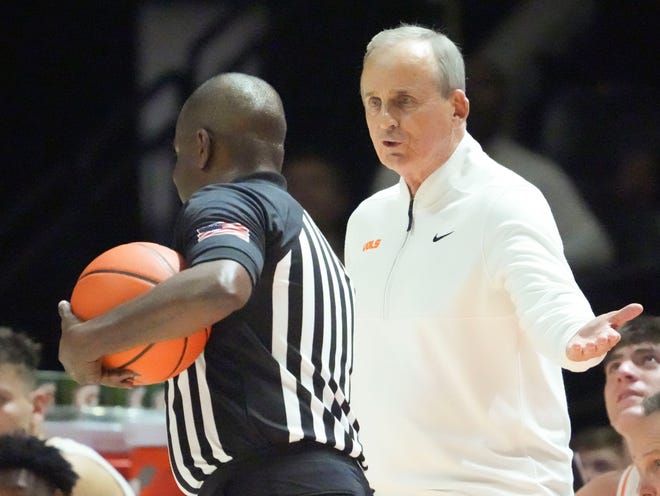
[362,239,381,251]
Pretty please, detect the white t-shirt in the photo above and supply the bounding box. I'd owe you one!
[47,436,135,495]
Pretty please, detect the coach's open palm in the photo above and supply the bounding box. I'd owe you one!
[566,303,644,361]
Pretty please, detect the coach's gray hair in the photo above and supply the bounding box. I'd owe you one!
[364,24,465,98]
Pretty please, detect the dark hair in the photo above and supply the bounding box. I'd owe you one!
[0,433,79,495]
[0,327,42,389]
[602,314,660,368]
[570,424,626,456]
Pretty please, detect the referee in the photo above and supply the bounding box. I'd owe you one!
[58,73,371,495]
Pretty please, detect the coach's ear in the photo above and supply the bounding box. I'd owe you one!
[30,382,56,434]
[450,89,469,123]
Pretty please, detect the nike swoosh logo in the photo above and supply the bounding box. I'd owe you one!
[432,231,454,242]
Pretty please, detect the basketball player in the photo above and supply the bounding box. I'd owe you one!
[629,392,660,494]
[577,315,660,496]
[0,327,135,496]
[58,73,371,495]
[0,432,78,496]
[571,425,630,485]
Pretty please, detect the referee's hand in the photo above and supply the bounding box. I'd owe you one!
[58,300,137,388]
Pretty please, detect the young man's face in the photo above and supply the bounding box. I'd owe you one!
[0,365,35,436]
[603,342,660,433]
[575,446,629,483]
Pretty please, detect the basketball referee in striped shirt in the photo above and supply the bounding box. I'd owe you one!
[58,73,371,495]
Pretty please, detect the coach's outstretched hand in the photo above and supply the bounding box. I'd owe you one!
[58,300,137,388]
[566,303,644,361]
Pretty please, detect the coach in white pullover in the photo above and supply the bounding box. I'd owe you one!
[345,24,643,496]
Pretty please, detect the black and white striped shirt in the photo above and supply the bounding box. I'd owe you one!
[168,172,362,495]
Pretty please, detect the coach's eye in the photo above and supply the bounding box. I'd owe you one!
[365,97,381,111]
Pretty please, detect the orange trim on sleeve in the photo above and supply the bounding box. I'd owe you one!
[617,465,634,496]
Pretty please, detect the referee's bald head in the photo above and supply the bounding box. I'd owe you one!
[173,73,288,201]
[180,73,286,170]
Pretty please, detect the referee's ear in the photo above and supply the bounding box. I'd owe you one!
[196,127,214,170]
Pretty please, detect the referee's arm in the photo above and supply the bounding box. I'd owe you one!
[58,259,252,386]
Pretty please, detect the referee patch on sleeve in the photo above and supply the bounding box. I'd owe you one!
[196,221,250,243]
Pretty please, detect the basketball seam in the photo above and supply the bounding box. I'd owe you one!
[114,343,156,370]
[136,242,178,275]
[166,336,189,378]
[79,269,160,285]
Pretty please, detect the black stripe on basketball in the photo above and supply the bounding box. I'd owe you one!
[165,336,189,378]
[114,343,156,369]
[78,269,161,285]
[136,242,178,275]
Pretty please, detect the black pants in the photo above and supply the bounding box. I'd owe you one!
[199,442,373,496]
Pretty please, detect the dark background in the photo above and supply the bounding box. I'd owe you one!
[3,0,659,433]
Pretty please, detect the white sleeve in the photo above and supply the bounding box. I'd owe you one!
[482,183,601,371]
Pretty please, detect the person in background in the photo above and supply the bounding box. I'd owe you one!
[345,23,643,495]
[58,73,370,496]
[607,143,660,268]
[627,392,660,495]
[571,425,630,484]
[283,152,351,260]
[539,82,660,270]
[0,327,135,496]
[0,432,79,496]
[577,314,660,496]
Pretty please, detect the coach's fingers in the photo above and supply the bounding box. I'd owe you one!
[609,303,643,329]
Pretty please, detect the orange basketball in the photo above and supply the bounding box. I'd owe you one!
[70,242,210,385]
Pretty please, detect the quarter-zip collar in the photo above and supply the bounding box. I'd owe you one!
[393,133,481,230]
